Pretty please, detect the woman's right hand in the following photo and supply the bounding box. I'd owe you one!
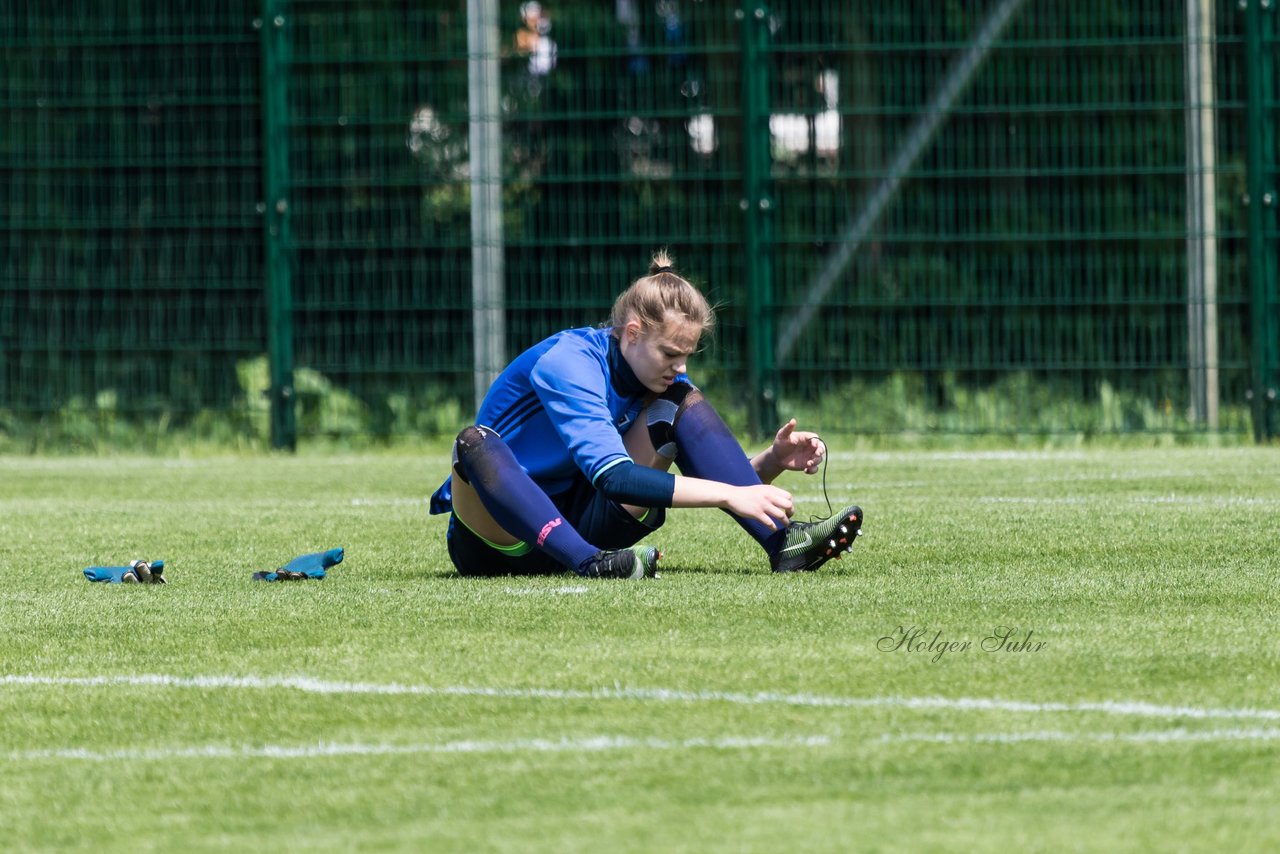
[725,484,794,530]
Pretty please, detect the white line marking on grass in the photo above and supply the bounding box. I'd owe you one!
[6,734,830,763]
[1131,495,1280,507]
[6,674,1280,723]
[879,728,1280,745]
[977,496,1091,505]
[503,586,590,596]
[349,497,429,507]
[977,495,1280,508]
[829,451,1090,463]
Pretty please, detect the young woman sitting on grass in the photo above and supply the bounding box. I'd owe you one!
[430,251,862,578]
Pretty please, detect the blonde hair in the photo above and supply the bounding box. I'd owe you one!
[608,250,715,336]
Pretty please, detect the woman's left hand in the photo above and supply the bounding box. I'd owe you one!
[768,418,825,475]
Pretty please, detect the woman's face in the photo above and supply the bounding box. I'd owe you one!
[619,314,701,394]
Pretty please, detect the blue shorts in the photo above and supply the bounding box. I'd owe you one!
[446,474,665,577]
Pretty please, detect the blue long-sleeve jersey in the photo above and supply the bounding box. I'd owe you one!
[430,326,686,514]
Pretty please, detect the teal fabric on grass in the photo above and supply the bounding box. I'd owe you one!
[253,548,344,582]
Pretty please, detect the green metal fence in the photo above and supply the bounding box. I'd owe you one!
[2,2,266,442]
[2,0,1277,447]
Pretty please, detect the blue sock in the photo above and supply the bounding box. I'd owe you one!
[454,426,598,570]
[673,398,787,554]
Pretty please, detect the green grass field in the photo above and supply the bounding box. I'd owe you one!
[2,445,1279,852]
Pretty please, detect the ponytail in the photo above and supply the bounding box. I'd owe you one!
[608,250,715,336]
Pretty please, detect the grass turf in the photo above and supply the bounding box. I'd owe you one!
[1,446,1278,852]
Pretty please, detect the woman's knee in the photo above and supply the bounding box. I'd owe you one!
[455,424,496,455]
[644,382,702,459]
[453,425,502,480]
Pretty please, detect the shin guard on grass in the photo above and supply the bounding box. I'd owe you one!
[253,547,344,582]
[84,560,166,584]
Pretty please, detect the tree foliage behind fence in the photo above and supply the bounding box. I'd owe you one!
[2,0,1277,446]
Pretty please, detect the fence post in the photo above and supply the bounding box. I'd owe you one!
[1184,0,1219,429]
[468,0,506,412]
[260,0,297,450]
[1244,0,1278,441]
[740,3,776,438]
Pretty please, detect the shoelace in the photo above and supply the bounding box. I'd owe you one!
[812,435,834,522]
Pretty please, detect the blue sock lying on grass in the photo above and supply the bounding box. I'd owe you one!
[253,548,344,582]
[84,560,165,584]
